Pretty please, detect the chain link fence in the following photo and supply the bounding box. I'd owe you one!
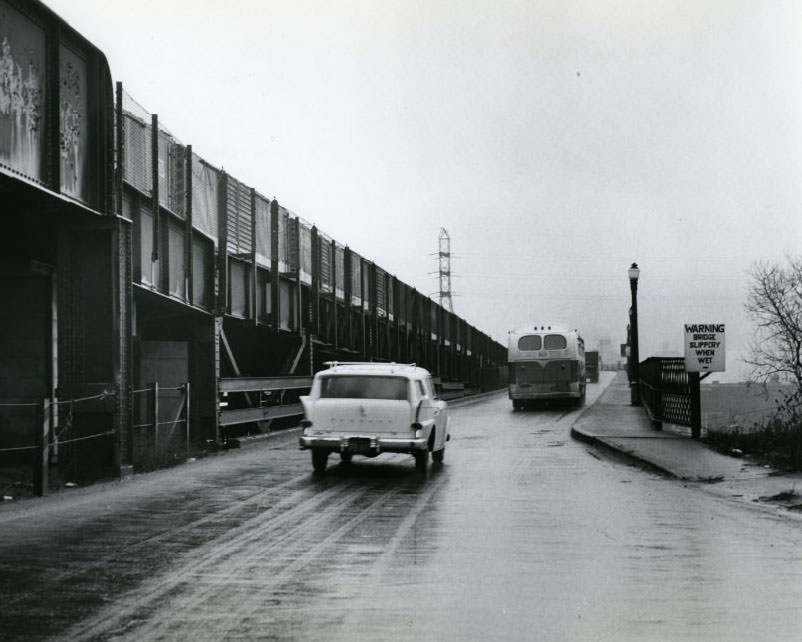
[132,382,190,470]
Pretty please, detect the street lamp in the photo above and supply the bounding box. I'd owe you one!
[628,262,641,405]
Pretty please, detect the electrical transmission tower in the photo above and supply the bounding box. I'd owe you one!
[438,228,454,312]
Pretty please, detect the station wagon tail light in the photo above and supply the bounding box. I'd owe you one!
[301,419,313,429]
[411,422,422,436]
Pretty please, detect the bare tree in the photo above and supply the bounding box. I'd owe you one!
[745,257,802,391]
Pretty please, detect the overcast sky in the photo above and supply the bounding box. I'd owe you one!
[46,0,802,381]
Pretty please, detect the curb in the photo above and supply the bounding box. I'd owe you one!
[225,426,302,449]
[446,388,507,406]
[570,426,679,479]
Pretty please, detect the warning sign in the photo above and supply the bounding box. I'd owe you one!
[684,323,725,373]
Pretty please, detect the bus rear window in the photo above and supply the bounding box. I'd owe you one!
[518,335,542,351]
[544,334,567,350]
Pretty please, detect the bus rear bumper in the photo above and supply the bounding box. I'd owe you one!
[508,384,582,400]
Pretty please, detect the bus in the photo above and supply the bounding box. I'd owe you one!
[585,351,601,383]
[508,324,586,409]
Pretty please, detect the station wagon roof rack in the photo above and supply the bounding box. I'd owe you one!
[323,361,417,369]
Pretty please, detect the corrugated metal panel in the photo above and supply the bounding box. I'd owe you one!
[277,206,290,273]
[279,280,294,330]
[192,234,214,310]
[2,2,114,210]
[122,90,185,217]
[350,254,362,306]
[123,114,152,193]
[298,222,312,285]
[254,194,271,267]
[225,176,252,256]
[138,203,156,287]
[157,131,185,218]
[191,153,219,241]
[0,2,47,185]
[375,267,387,314]
[334,245,345,300]
[157,133,169,210]
[59,44,90,203]
[394,281,403,324]
[319,233,333,293]
[121,191,133,221]
[362,265,371,311]
[167,219,186,299]
[287,216,299,273]
[173,143,186,218]
[229,259,249,318]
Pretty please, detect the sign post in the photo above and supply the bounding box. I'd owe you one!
[684,323,725,438]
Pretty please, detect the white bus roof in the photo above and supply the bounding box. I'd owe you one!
[509,324,577,335]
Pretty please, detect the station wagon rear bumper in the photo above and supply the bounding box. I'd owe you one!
[299,434,428,454]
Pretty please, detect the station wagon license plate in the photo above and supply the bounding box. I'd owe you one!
[348,437,372,454]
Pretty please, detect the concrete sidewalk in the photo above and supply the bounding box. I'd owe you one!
[572,371,802,514]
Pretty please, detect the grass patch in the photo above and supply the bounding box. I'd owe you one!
[705,394,802,470]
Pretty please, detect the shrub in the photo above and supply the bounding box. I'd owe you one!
[705,389,802,469]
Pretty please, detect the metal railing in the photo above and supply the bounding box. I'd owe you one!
[638,357,702,438]
[218,376,312,435]
[0,390,116,496]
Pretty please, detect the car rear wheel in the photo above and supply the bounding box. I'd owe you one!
[414,449,429,472]
[312,448,328,473]
[432,446,445,463]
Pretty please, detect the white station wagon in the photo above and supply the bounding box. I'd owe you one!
[299,362,450,473]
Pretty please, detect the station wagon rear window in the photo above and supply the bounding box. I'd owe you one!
[319,375,409,400]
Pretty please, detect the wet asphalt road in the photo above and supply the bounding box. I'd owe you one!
[2,382,802,642]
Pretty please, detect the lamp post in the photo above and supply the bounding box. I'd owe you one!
[628,262,641,406]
